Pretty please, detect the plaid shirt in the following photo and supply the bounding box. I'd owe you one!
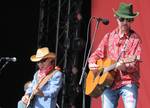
[88,28,142,90]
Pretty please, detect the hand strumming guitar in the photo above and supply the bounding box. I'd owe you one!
[88,63,99,75]
[21,94,30,105]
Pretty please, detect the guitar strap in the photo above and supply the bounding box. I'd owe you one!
[116,36,130,62]
[37,70,57,89]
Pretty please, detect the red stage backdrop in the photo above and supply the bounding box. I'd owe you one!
[90,0,150,108]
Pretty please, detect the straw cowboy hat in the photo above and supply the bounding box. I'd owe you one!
[30,47,56,62]
[113,2,139,18]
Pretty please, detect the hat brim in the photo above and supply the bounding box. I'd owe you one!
[113,8,139,18]
[30,53,56,62]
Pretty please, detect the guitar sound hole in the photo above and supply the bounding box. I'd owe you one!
[99,69,104,76]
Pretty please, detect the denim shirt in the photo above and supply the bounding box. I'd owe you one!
[26,70,63,108]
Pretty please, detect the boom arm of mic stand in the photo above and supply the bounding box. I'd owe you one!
[0,61,10,75]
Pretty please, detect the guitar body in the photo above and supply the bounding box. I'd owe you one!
[17,100,32,108]
[85,58,116,98]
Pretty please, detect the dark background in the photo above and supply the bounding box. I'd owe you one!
[1,0,43,107]
[0,0,90,108]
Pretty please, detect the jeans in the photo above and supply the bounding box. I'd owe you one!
[101,84,138,108]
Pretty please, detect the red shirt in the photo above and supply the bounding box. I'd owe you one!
[88,28,142,89]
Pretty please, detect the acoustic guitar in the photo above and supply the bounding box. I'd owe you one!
[25,70,56,108]
[85,56,137,98]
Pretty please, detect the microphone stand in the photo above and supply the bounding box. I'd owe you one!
[79,18,101,108]
[0,60,10,75]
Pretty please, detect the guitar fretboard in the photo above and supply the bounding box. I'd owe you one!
[103,63,117,73]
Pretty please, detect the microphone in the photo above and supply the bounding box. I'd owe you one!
[1,57,17,62]
[93,17,109,25]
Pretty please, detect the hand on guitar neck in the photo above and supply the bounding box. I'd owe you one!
[32,87,44,96]
[115,60,126,72]
[115,55,137,72]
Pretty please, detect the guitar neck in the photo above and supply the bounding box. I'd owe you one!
[103,63,117,73]
[26,92,34,108]
[103,55,137,73]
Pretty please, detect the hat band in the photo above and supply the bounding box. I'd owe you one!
[117,10,135,16]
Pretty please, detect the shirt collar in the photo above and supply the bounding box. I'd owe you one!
[115,28,130,39]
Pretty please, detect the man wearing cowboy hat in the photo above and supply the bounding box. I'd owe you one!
[88,2,141,108]
[18,47,62,108]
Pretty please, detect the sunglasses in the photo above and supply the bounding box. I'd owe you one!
[118,17,134,22]
[37,58,48,64]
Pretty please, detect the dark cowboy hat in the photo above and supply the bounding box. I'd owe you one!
[113,3,139,18]
[30,47,56,62]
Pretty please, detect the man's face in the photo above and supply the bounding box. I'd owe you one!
[116,17,134,32]
[37,58,53,70]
